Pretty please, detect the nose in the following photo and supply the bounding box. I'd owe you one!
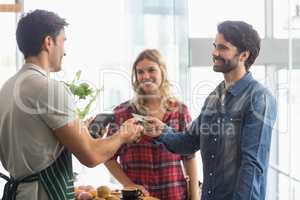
[141,72,150,80]
[212,48,219,57]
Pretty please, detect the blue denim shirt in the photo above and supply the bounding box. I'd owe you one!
[158,72,277,200]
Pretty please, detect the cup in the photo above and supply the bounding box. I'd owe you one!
[121,187,143,200]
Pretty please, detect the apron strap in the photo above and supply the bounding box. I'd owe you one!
[0,172,39,200]
[0,149,74,200]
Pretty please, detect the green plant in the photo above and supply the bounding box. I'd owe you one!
[65,70,100,119]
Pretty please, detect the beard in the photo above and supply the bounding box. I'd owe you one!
[213,54,239,73]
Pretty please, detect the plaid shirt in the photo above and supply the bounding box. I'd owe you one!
[108,101,193,200]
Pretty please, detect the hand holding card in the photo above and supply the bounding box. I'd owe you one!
[132,114,166,139]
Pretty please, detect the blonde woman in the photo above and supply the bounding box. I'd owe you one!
[105,49,199,200]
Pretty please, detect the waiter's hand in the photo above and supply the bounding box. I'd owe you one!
[83,116,94,128]
[118,118,144,143]
[143,116,166,138]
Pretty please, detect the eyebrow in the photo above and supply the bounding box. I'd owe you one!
[213,43,229,50]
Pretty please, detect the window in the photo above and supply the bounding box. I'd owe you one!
[0,12,17,87]
[274,0,300,38]
[189,66,222,118]
[188,0,265,38]
[0,3,19,195]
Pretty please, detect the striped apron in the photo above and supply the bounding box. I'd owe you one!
[0,149,75,200]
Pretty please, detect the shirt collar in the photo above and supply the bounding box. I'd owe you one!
[22,63,49,77]
[227,72,254,96]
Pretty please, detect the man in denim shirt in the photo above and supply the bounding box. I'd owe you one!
[144,21,277,200]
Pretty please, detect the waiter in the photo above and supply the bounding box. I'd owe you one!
[0,9,143,200]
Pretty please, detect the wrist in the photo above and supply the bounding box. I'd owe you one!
[123,182,135,187]
[155,125,169,139]
[115,130,127,144]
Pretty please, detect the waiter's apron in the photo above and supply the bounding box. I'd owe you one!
[0,149,74,200]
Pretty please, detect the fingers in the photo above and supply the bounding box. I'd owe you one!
[138,186,150,197]
[132,184,150,197]
[119,118,144,143]
[84,116,94,127]
[120,117,166,142]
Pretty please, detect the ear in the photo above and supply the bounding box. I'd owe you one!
[42,36,53,52]
[239,51,250,63]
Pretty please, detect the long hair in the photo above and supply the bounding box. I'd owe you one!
[131,49,177,115]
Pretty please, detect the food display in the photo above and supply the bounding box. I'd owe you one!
[75,185,119,200]
[75,185,160,200]
[97,186,111,198]
[75,185,97,200]
[142,197,160,200]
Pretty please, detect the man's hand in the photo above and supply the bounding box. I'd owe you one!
[83,116,94,127]
[143,116,166,138]
[118,118,144,143]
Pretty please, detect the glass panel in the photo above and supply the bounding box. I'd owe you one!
[251,66,266,85]
[189,66,222,118]
[278,173,290,199]
[295,181,300,200]
[101,69,133,112]
[0,9,17,197]
[0,0,15,3]
[274,0,289,38]
[274,67,300,199]
[274,0,300,38]
[25,0,125,68]
[188,0,265,38]
[0,13,16,87]
[291,69,300,180]
[277,69,289,178]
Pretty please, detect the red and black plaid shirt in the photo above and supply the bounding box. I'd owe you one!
[108,101,193,200]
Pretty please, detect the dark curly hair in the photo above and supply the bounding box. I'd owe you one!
[16,9,68,58]
[217,21,261,71]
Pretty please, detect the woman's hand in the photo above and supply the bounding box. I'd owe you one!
[124,184,150,197]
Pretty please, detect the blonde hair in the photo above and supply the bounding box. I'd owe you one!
[131,49,177,114]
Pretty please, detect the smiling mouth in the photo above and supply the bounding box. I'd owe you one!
[214,59,225,65]
[142,80,155,85]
